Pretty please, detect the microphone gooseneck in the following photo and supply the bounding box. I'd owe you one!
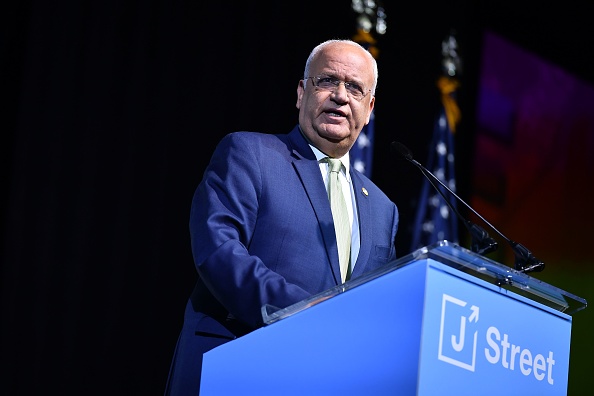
[391,141,498,256]
[392,141,544,273]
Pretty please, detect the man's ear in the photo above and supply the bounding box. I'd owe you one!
[296,80,305,109]
[364,96,375,125]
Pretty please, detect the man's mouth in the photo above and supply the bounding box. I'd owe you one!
[324,109,347,118]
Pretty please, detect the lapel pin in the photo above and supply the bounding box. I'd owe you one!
[361,187,368,196]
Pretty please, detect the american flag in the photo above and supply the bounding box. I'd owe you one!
[410,76,460,251]
[351,110,375,177]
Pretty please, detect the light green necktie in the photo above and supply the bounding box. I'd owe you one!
[326,158,351,283]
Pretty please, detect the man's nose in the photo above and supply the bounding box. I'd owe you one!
[331,82,349,101]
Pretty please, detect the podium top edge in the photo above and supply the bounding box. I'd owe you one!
[262,241,587,325]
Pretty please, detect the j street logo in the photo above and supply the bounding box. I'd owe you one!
[438,293,479,371]
[436,293,556,385]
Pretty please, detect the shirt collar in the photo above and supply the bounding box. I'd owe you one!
[309,144,351,182]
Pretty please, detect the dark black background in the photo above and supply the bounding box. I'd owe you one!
[2,1,593,394]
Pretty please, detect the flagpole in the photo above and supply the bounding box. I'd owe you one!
[350,0,386,178]
[410,31,462,251]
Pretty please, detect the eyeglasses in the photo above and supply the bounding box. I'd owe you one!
[306,75,372,101]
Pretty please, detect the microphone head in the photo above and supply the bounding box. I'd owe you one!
[391,141,414,161]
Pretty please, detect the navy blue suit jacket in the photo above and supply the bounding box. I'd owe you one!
[165,126,399,395]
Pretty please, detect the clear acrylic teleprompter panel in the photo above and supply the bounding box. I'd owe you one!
[262,241,587,325]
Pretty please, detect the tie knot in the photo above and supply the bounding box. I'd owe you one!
[327,158,342,173]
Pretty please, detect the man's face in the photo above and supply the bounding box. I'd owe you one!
[296,42,375,158]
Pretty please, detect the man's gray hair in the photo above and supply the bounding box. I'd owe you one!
[303,39,378,95]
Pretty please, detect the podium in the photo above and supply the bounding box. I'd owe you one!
[199,241,587,395]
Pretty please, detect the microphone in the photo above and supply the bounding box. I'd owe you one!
[392,141,544,273]
[391,142,497,257]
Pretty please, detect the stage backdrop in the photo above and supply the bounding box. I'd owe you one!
[470,31,594,395]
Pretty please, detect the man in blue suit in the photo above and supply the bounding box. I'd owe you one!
[165,38,399,395]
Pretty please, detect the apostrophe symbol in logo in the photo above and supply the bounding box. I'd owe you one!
[438,294,479,371]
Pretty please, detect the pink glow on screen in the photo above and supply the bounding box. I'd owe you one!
[471,31,594,266]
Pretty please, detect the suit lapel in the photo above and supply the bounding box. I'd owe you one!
[288,127,342,285]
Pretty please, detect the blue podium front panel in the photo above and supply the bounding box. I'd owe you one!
[200,261,428,395]
[200,252,575,396]
[417,260,572,396]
